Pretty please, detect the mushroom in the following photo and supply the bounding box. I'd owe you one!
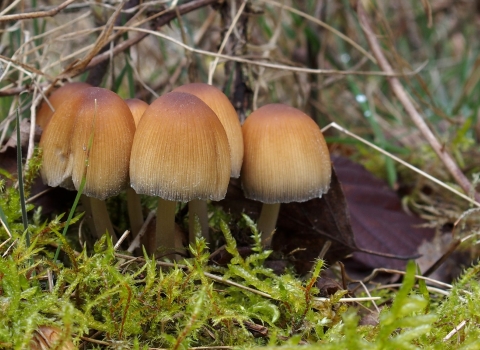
[30,325,75,350]
[125,98,148,127]
[173,83,243,245]
[40,87,136,242]
[130,91,230,257]
[241,104,331,246]
[36,82,92,131]
[124,98,149,238]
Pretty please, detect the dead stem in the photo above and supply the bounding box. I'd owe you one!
[114,253,381,303]
[85,0,220,72]
[0,0,76,22]
[357,2,480,203]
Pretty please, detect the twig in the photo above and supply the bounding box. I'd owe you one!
[0,0,77,22]
[443,320,467,342]
[356,3,480,203]
[85,0,219,72]
[260,0,377,64]
[252,3,284,110]
[47,269,54,293]
[80,336,110,346]
[358,280,379,313]
[0,54,52,79]
[321,122,480,208]
[58,0,127,80]
[2,238,18,257]
[117,26,427,77]
[127,210,155,253]
[373,283,451,297]
[26,188,52,204]
[0,238,12,250]
[26,86,41,164]
[317,240,331,260]
[207,0,247,84]
[113,253,380,303]
[0,0,22,17]
[114,230,131,251]
[360,267,460,292]
[0,86,33,97]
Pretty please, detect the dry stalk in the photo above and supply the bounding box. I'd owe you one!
[0,0,76,22]
[207,0,247,85]
[85,0,220,72]
[260,0,377,64]
[116,26,426,78]
[356,3,480,203]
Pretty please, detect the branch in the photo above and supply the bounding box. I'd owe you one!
[356,3,480,203]
[0,0,77,22]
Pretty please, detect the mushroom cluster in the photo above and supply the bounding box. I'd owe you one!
[39,81,331,257]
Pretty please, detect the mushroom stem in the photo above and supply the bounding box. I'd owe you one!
[257,203,281,247]
[82,195,117,244]
[126,187,144,238]
[188,199,210,246]
[155,198,179,259]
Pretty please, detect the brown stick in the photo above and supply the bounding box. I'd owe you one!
[0,85,33,97]
[356,3,480,203]
[0,0,77,22]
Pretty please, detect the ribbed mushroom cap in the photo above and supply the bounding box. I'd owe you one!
[40,87,136,200]
[125,98,148,127]
[37,82,91,131]
[30,325,75,350]
[241,104,331,204]
[173,83,243,178]
[130,91,231,202]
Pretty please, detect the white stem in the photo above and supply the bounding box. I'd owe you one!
[82,195,117,243]
[155,198,181,260]
[257,203,281,247]
[188,199,209,246]
[126,187,144,238]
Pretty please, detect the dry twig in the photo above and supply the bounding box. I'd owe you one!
[0,0,76,22]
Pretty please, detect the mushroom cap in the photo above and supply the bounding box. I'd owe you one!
[173,83,243,178]
[30,326,75,350]
[125,98,148,127]
[241,104,331,204]
[40,87,136,200]
[130,91,231,202]
[36,82,92,131]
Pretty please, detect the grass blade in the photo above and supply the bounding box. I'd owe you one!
[53,178,86,262]
[16,108,29,246]
[0,203,11,235]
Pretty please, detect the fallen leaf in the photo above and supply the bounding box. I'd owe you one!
[218,156,433,274]
[333,156,435,271]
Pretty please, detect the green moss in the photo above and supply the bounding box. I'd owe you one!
[1,152,479,349]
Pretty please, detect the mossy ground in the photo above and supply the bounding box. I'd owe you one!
[0,153,479,348]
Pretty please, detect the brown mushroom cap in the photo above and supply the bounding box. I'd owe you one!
[30,325,75,350]
[173,83,243,178]
[130,91,231,202]
[241,104,331,204]
[40,87,136,200]
[125,98,148,127]
[36,82,92,131]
